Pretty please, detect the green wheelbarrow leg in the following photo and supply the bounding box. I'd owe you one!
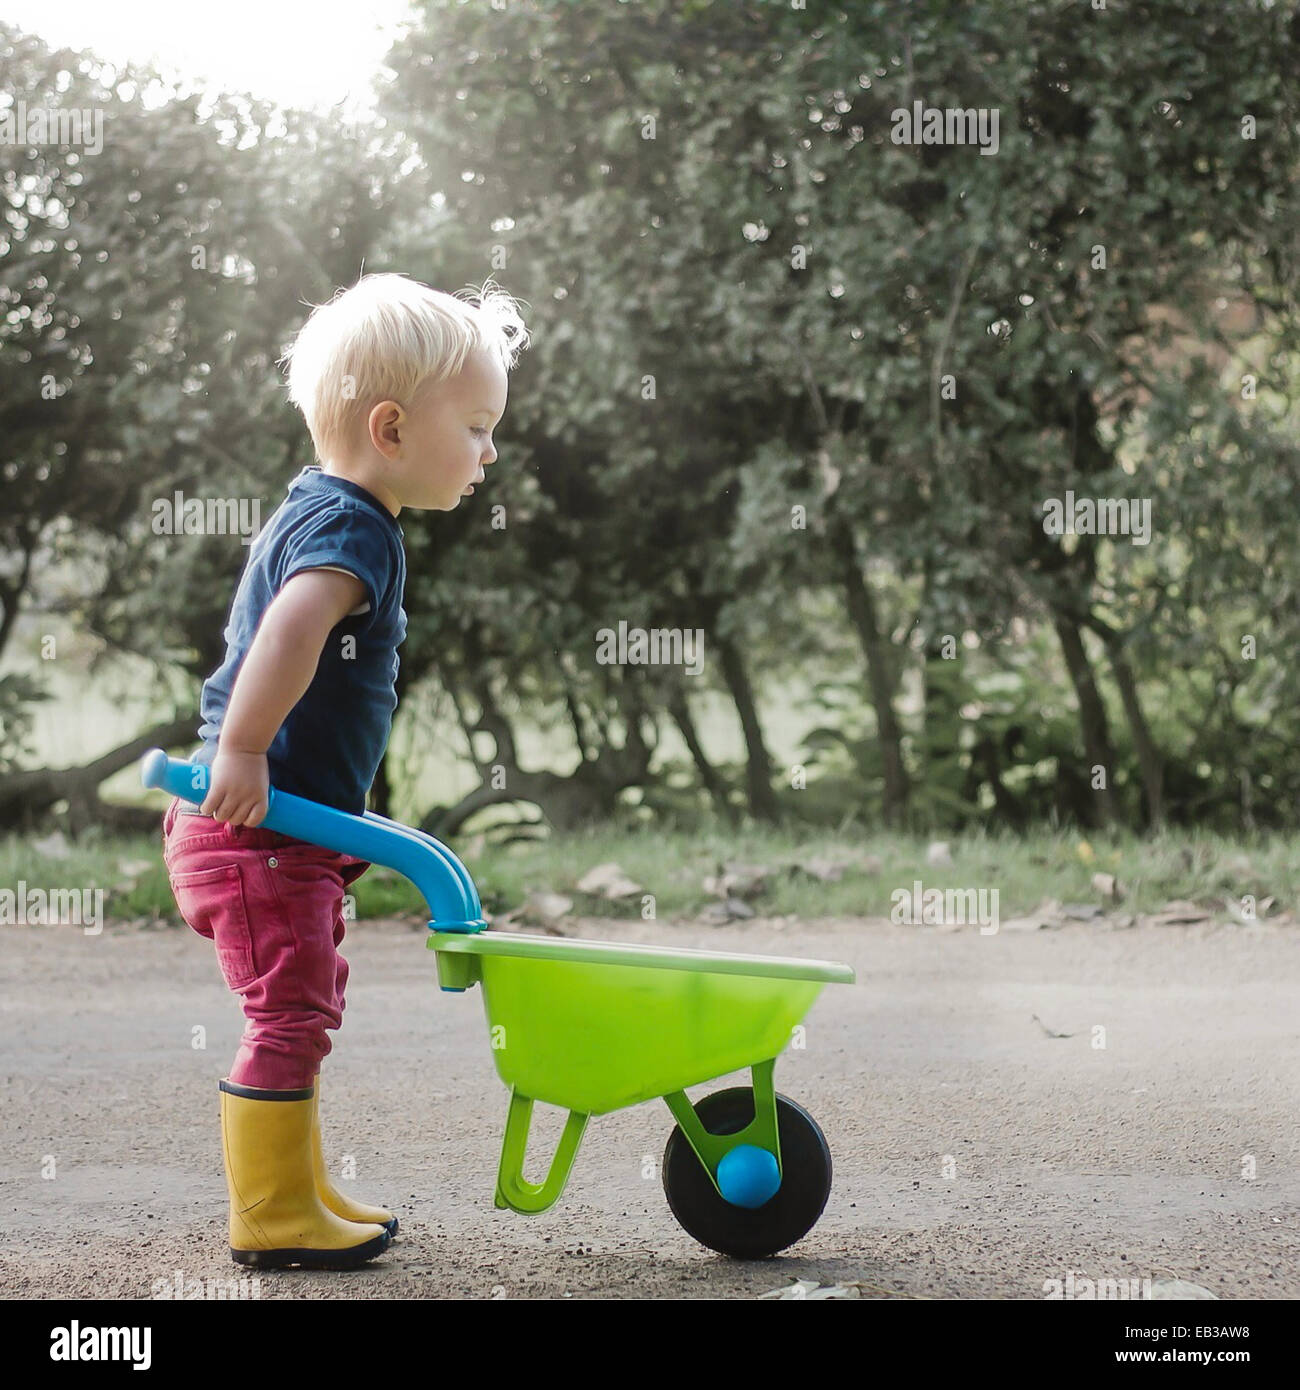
[661,1056,782,1198]
[494,1087,591,1213]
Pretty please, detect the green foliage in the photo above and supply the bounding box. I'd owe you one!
[0,673,50,774]
[3,3,1300,838]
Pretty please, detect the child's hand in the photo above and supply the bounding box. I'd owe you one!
[201,746,270,826]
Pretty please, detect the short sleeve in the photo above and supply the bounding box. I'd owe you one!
[278,504,394,623]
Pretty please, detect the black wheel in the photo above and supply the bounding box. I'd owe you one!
[662,1087,832,1259]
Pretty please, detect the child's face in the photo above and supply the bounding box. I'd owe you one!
[394,348,509,512]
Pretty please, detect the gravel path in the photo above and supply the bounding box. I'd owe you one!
[1,914,1296,1300]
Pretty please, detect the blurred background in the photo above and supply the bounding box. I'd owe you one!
[3,0,1300,923]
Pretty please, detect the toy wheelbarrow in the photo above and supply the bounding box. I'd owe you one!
[143,750,855,1258]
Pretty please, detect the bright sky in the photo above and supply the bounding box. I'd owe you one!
[1,0,417,116]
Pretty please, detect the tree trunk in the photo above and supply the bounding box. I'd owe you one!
[1093,625,1164,829]
[370,754,392,817]
[0,535,36,663]
[1052,615,1117,828]
[424,659,653,836]
[966,733,1027,829]
[920,629,961,824]
[714,633,781,822]
[420,753,646,838]
[831,520,909,827]
[669,684,737,823]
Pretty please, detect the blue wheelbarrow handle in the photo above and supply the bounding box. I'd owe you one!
[141,749,487,933]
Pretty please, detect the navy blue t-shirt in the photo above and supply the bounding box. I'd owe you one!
[193,466,407,815]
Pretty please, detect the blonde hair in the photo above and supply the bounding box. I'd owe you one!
[280,272,530,463]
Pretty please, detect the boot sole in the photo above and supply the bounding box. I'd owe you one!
[231,1230,391,1270]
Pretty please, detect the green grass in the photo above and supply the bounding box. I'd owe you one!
[462,823,1299,922]
[2,823,1296,927]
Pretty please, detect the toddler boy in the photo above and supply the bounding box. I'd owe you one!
[162,272,528,1267]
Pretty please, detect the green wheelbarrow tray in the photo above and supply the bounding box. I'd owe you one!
[428,930,855,1214]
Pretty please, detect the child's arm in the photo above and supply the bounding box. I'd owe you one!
[200,569,368,826]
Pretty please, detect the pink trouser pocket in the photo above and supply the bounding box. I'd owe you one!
[170,861,257,990]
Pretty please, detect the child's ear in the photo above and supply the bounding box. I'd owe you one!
[368,400,405,455]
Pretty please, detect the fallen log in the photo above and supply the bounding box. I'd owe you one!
[0,714,198,836]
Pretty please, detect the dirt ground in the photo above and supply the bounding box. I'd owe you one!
[1,912,1297,1300]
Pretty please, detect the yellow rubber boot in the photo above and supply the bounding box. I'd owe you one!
[311,1074,399,1237]
[219,1079,391,1269]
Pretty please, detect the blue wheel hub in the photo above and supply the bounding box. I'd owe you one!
[716,1144,781,1208]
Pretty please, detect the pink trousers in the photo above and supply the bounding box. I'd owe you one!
[162,796,370,1090]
